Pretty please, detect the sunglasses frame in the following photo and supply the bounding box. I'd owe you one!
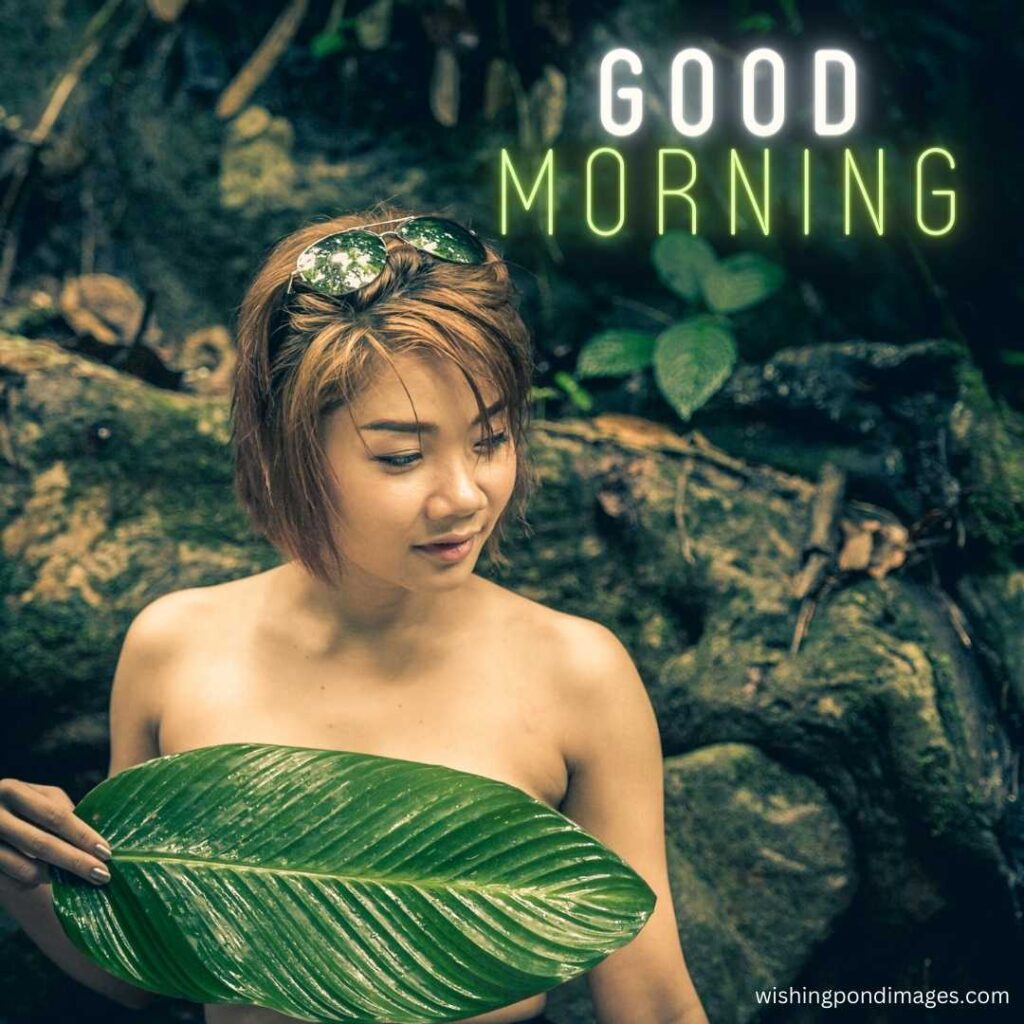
[286,216,485,297]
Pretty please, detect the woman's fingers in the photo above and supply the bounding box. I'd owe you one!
[0,808,110,885]
[26,783,78,816]
[0,840,52,889]
[0,779,110,855]
[0,780,111,886]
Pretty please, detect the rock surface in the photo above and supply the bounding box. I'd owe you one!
[2,334,1021,1022]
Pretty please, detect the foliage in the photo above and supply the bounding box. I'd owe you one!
[652,316,738,421]
[52,743,655,1023]
[575,234,784,422]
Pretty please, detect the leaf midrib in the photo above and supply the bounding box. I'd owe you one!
[114,850,575,897]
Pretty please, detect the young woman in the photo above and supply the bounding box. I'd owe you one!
[0,208,709,1024]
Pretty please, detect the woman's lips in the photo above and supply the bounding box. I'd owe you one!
[414,534,477,562]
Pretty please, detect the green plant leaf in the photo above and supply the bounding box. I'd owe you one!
[651,232,718,302]
[700,253,785,314]
[577,330,656,378]
[779,0,804,32]
[737,13,776,32]
[553,371,594,412]
[653,315,737,421]
[52,744,654,1023]
[310,30,349,59]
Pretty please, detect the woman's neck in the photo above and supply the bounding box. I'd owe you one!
[264,561,478,660]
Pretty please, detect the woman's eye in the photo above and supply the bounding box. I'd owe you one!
[373,432,509,470]
[478,430,510,452]
[374,452,421,468]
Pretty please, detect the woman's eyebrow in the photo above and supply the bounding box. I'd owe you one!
[358,399,507,434]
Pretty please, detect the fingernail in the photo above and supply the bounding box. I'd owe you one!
[90,865,111,884]
[94,842,112,861]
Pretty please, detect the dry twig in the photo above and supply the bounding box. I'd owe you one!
[0,0,130,298]
[791,462,845,600]
[215,0,310,120]
[791,576,838,656]
[673,459,695,565]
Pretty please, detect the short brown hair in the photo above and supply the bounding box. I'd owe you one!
[231,205,536,587]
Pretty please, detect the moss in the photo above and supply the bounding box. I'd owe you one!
[953,361,1024,555]
[662,744,855,1023]
[1,336,1015,1024]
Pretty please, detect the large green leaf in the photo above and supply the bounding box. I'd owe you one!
[653,315,738,421]
[651,232,718,302]
[700,253,785,313]
[52,743,655,1023]
[576,330,656,379]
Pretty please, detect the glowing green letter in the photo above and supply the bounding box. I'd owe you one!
[802,148,811,236]
[729,149,771,235]
[585,148,626,237]
[843,148,885,235]
[500,148,554,235]
[658,149,698,235]
[915,147,956,236]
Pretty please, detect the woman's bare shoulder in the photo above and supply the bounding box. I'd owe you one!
[126,571,269,649]
[108,576,269,764]
[474,576,618,668]
[474,575,559,631]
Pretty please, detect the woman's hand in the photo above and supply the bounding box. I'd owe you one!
[0,779,112,894]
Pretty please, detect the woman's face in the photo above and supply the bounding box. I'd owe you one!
[321,352,517,592]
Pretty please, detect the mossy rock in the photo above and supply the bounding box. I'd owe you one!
[1,334,1021,1020]
[663,744,854,1024]
[701,340,1024,561]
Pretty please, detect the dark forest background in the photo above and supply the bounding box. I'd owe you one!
[2,0,1023,413]
[2,2,1023,1023]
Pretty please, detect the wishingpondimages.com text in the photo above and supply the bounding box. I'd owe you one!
[755,987,1010,1010]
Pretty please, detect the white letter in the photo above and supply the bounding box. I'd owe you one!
[600,48,643,137]
[742,48,785,138]
[814,49,856,136]
[670,48,714,137]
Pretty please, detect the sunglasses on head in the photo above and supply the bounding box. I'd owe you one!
[287,215,487,297]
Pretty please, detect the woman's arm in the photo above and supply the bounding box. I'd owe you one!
[1,593,185,1011]
[556,617,709,1024]
[0,882,155,1010]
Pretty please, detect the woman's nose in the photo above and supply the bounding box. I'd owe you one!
[425,453,489,518]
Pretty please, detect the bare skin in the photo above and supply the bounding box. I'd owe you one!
[1,352,708,1022]
[159,568,571,1024]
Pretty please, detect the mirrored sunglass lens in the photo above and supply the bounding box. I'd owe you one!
[295,230,388,295]
[397,217,486,264]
